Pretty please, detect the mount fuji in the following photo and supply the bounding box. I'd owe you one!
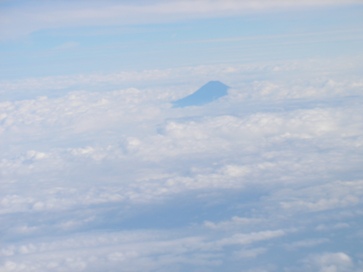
[173,81,229,108]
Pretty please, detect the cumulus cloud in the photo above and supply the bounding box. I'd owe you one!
[303,252,355,272]
[1,56,363,271]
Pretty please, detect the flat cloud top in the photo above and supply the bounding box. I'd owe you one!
[1,58,363,271]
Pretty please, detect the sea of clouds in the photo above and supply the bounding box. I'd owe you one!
[1,58,363,271]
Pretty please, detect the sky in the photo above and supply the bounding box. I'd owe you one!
[1,0,363,271]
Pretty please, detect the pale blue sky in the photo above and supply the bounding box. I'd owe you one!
[1,1,362,79]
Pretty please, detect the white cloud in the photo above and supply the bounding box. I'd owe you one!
[203,216,263,232]
[0,223,285,271]
[233,247,267,259]
[1,57,363,271]
[303,252,354,272]
[1,56,362,100]
[285,238,329,250]
[279,180,363,213]
[217,230,286,247]
[1,228,280,271]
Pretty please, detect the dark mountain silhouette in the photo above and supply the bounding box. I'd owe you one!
[173,81,229,108]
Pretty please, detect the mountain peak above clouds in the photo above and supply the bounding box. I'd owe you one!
[173,81,229,108]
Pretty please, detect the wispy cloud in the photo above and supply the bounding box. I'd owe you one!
[0,0,361,40]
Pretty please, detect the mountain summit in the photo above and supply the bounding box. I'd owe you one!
[173,81,229,108]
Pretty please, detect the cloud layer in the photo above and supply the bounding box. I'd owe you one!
[1,57,363,271]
